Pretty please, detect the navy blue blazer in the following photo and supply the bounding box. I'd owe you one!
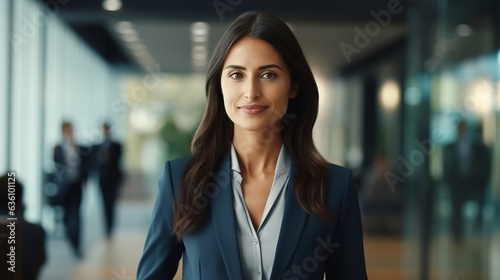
[137,155,367,280]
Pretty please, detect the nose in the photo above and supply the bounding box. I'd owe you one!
[244,77,261,100]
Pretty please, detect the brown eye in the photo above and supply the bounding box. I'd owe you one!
[229,72,243,79]
[261,72,276,79]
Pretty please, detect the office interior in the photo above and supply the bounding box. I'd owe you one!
[0,0,499,279]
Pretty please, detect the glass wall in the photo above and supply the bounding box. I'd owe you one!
[404,0,499,279]
[0,0,11,173]
[428,53,498,280]
[4,0,124,222]
[10,0,45,222]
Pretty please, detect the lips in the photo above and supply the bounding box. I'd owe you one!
[238,104,268,115]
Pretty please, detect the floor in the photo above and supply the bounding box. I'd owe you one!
[37,186,491,280]
[39,182,182,280]
[39,197,401,280]
[39,182,153,280]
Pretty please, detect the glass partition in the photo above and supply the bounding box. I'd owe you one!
[428,53,498,280]
[6,0,124,222]
[10,0,45,221]
[405,0,499,279]
[0,0,10,173]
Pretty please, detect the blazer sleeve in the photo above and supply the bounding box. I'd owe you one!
[326,170,368,280]
[137,161,184,280]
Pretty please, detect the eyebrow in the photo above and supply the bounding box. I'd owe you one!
[223,64,283,71]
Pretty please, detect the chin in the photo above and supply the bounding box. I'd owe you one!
[234,120,279,134]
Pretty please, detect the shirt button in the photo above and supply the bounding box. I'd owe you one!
[253,239,258,245]
[257,270,261,274]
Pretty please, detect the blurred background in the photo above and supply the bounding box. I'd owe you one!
[0,0,499,279]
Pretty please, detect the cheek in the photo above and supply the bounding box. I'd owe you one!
[221,81,237,101]
[272,86,292,110]
[221,90,236,115]
[220,82,230,108]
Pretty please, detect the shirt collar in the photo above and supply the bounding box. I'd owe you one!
[230,143,291,176]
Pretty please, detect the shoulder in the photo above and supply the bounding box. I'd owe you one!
[326,162,352,184]
[19,221,46,239]
[326,162,351,175]
[160,155,193,183]
[112,141,122,147]
[323,162,356,204]
[164,155,193,172]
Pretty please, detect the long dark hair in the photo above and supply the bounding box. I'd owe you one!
[173,11,329,239]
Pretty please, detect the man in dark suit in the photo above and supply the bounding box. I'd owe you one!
[53,121,89,258]
[0,173,46,280]
[93,122,123,238]
[443,119,491,243]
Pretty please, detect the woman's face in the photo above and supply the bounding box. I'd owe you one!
[220,36,297,133]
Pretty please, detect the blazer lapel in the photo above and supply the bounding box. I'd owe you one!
[210,155,244,279]
[270,163,309,279]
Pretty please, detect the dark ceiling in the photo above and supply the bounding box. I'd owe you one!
[40,0,407,71]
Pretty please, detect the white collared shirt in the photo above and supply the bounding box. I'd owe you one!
[230,144,291,280]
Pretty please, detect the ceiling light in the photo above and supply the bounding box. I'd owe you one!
[192,53,207,60]
[191,29,208,36]
[127,43,147,51]
[379,80,400,111]
[132,48,149,57]
[190,22,210,35]
[122,33,139,42]
[191,34,208,43]
[102,0,122,11]
[192,59,206,66]
[192,46,207,61]
[120,29,138,38]
[190,22,209,72]
[117,27,136,35]
[140,55,155,63]
[115,21,133,33]
[192,45,207,52]
[140,59,154,67]
[190,22,210,43]
[103,0,122,12]
[192,63,206,72]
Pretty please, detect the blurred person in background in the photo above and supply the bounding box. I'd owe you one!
[92,122,123,238]
[360,152,403,234]
[137,11,367,279]
[443,118,491,243]
[0,173,47,280]
[53,121,89,258]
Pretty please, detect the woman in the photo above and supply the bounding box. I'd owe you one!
[137,11,367,280]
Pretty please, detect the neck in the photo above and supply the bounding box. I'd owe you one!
[232,127,282,177]
[64,136,73,144]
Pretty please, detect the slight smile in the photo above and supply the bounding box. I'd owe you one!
[238,105,269,115]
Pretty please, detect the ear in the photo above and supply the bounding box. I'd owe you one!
[289,83,299,99]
